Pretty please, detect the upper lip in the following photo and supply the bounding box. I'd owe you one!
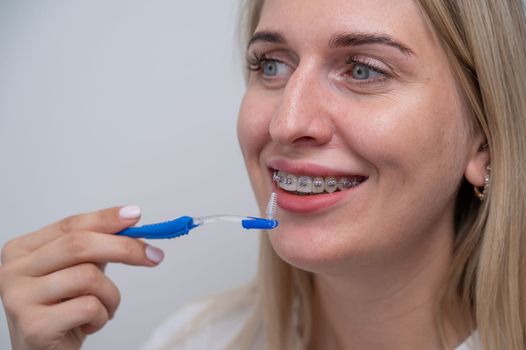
[267,158,367,178]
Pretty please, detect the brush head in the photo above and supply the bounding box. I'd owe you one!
[265,192,278,220]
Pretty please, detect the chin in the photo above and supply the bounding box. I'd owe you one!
[266,221,366,274]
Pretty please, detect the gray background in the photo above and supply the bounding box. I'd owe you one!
[0,1,259,349]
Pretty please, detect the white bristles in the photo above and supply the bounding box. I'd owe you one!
[265,192,278,220]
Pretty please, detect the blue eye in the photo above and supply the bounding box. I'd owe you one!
[246,52,291,81]
[262,60,289,77]
[351,63,382,80]
[263,61,279,76]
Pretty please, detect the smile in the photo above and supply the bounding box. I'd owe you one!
[273,170,366,195]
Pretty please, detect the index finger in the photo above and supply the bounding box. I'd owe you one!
[4,206,141,260]
[17,231,161,276]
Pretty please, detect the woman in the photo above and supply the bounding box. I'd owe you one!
[1,0,526,349]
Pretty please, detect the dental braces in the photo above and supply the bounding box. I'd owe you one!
[273,170,362,193]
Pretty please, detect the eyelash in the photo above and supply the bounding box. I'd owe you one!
[246,51,390,84]
[345,56,390,81]
[246,51,278,72]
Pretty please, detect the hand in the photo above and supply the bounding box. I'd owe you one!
[0,206,164,350]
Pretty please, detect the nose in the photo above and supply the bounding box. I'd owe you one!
[268,64,334,147]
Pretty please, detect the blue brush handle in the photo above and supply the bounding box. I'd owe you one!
[241,217,279,230]
[117,216,197,239]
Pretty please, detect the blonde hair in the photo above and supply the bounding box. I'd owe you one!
[238,0,526,349]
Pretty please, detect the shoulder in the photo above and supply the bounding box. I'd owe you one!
[141,284,263,350]
[141,299,213,350]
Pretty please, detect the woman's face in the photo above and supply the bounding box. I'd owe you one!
[238,0,482,273]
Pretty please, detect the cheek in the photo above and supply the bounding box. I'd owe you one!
[237,90,273,158]
[340,91,468,174]
[237,90,278,212]
[334,90,471,218]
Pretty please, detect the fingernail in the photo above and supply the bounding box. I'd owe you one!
[119,205,141,220]
[145,245,164,264]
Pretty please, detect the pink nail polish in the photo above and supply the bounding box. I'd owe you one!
[146,245,164,264]
[119,205,141,220]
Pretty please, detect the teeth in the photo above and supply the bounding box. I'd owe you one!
[281,173,297,192]
[338,177,359,190]
[296,176,313,193]
[274,170,364,194]
[312,177,325,193]
[324,177,338,193]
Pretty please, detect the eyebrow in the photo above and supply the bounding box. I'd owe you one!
[247,31,287,48]
[329,32,415,56]
[248,30,415,57]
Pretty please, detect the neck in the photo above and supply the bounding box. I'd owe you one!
[307,221,469,350]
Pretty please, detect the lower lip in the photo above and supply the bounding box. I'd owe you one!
[273,182,363,214]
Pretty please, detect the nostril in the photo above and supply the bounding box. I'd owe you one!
[291,136,322,146]
[295,136,315,143]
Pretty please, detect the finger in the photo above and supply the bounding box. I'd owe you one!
[16,231,163,276]
[53,295,110,335]
[7,205,142,259]
[31,263,121,319]
[11,295,108,347]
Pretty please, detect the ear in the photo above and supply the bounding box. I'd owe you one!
[464,139,490,187]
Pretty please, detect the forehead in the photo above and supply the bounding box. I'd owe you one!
[257,0,434,53]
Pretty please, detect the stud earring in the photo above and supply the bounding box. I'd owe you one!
[474,165,491,201]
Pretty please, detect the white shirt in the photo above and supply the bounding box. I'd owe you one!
[142,297,481,350]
